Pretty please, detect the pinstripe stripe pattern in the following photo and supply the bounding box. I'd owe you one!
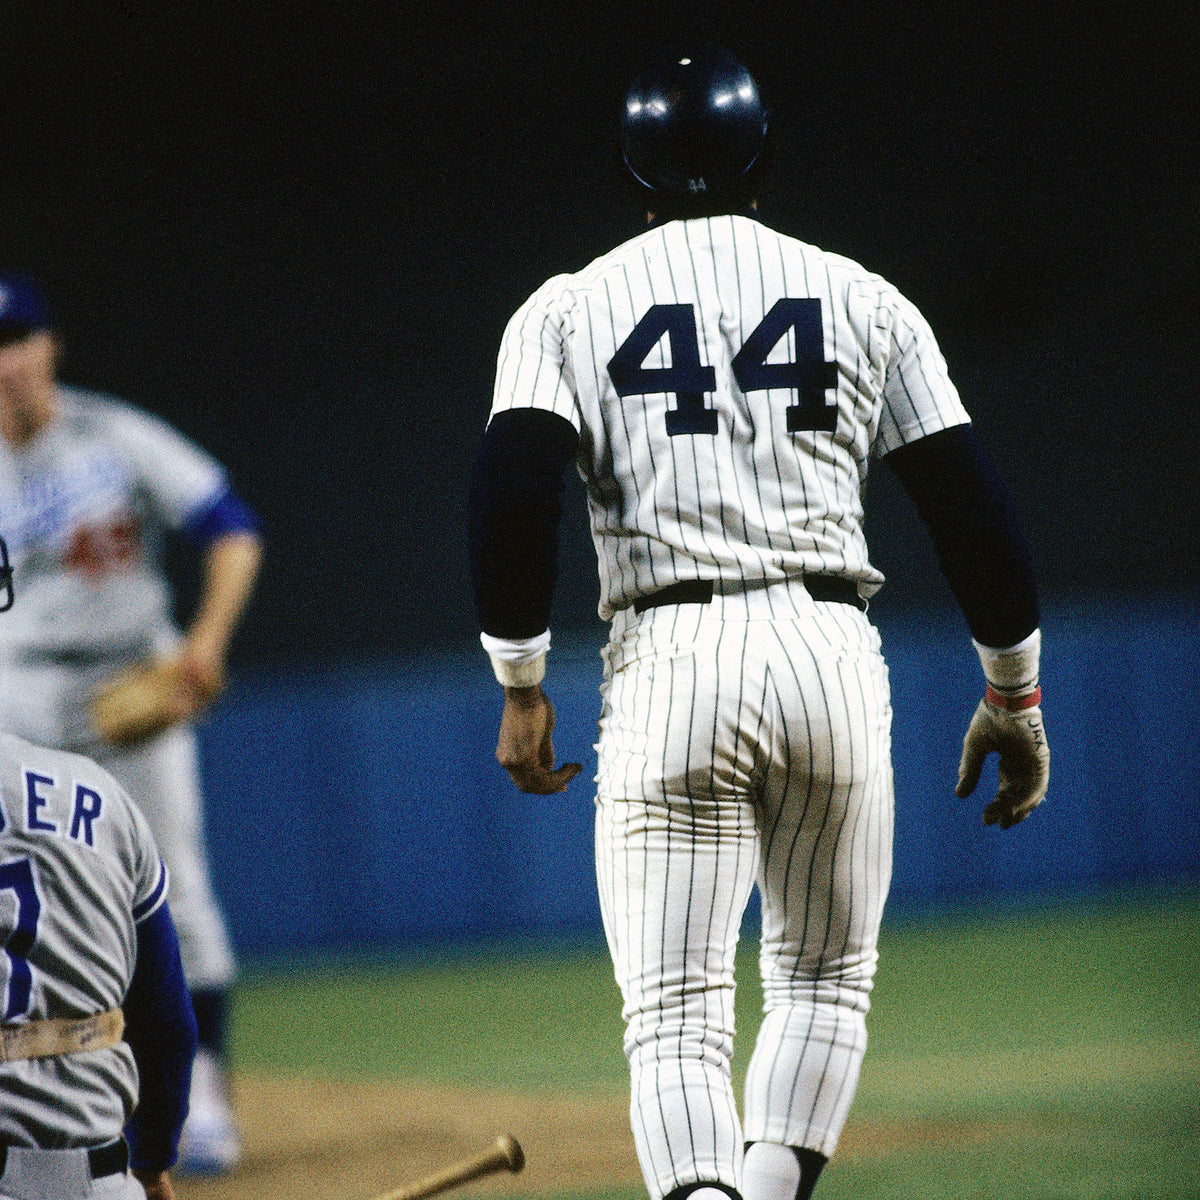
[490,215,969,620]
[490,215,964,1200]
[594,584,893,1197]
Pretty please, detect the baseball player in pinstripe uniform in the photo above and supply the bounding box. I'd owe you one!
[470,42,1049,1200]
[0,534,198,1200]
[0,275,262,1175]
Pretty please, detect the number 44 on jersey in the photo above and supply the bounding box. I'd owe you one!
[607,298,838,436]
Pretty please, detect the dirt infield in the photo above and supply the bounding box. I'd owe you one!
[174,1074,1028,1200]
[177,1074,637,1200]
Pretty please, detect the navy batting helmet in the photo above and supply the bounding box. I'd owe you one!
[620,42,769,199]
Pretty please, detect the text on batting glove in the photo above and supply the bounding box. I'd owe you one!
[956,688,1049,829]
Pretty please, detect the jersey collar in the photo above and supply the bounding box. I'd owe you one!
[647,207,761,230]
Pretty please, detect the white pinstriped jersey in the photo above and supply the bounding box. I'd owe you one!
[0,732,167,1147]
[490,214,970,619]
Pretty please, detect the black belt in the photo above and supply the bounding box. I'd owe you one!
[0,1138,128,1179]
[633,576,865,614]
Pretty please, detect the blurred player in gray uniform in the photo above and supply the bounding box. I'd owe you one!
[470,44,1049,1200]
[0,274,262,1175]
[0,534,198,1200]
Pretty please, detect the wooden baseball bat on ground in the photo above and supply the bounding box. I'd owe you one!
[366,1135,526,1200]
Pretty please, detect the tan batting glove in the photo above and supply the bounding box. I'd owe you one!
[955,631,1049,830]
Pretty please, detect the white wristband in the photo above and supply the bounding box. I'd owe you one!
[972,628,1041,694]
[480,630,551,688]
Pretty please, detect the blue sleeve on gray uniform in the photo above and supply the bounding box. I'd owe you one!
[469,408,580,639]
[123,901,199,1172]
[884,424,1039,648]
[179,487,261,546]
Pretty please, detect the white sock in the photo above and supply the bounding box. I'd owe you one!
[686,1189,737,1200]
[741,1143,800,1200]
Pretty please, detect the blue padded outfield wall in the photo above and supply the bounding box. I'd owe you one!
[198,596,1199,961]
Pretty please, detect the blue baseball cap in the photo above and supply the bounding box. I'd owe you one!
[0,274,53,338]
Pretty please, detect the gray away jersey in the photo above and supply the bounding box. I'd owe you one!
[0,385,228,656]
[0,732,168,1147]
[489,214,970,619]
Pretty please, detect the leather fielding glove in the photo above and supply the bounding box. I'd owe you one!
[956,631,1049,829]
[91,656,225,747]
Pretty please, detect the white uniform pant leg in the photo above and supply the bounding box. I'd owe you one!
[94,1173,148,1200]
[0,1149,146,1200]
[742,606,894,1160]
[96,723,236,989]
[595,607,762,1200]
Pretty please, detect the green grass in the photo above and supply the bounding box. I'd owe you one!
[232,939,630,1089]
[833,890,1200,1198]
[859,890,1200,1115]
[231,887,1200,1198]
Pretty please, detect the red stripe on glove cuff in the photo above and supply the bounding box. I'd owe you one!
[985,684,1043,711]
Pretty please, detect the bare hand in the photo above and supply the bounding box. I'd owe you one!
[133,1169,176,1200]
[496,686,582,794]
[170,642,227,722]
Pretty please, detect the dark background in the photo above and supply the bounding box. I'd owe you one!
[2,2,1195,667]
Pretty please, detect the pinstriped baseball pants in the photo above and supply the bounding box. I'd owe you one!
[594,582,894,1200]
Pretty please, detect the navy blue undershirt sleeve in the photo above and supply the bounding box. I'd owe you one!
[884,424,1039,648]
[468,411,1037,649]
[123,901,199,1172]
[469,408,580,640]
[180,487,261,546]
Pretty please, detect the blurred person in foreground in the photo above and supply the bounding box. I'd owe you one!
[0,533,198,1200]
[0,273,262,1175]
